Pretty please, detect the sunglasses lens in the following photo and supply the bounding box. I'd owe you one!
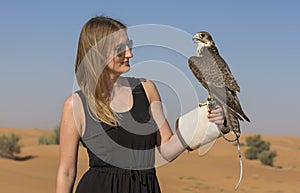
[115,44,126,57]
[127,40,133,49]
[115,40,133,57]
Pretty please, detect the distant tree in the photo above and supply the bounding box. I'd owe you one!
[0,133,21,159]
[52,125,60,144]
[38,135,50,145]
[258,150,277,166]
[38,124,60,145]
[244,146,259,160]
[244,134,277,167]
[246,135,270,152]
[245,134,262,147]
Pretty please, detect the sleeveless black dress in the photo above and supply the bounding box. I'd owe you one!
[75,77,161,193]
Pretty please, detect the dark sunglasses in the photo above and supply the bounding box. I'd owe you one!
[114,39,133,57]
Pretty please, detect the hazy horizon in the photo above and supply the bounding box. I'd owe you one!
[1,1,299,136]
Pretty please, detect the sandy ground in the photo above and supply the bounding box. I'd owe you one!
[0,128,299,193]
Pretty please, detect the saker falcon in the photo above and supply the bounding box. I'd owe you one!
[188,31,250,137]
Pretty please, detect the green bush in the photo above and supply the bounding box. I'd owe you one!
[38,125,60,145]
[0,133,21,159]
[246,135,270,152]
[38,134,56,145]
[53,125,60,144]
[258,150,277,166]
[245,134,261,147]
[38,135,48,145]
[244,134,277,166]
[244,146,259,160]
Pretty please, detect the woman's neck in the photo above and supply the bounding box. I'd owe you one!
[103,74,123,101]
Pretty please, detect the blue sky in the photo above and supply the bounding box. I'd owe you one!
[0,1,299,136]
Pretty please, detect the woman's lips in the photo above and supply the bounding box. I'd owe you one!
[123,61,130,66]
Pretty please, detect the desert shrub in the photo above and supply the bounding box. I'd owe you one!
[245,134,261,147]
[244,146,259,160]
[38,125,60,145]
[52,125,60,144]
[258,150,277,166]
[0,133,21,159]
[244,134,277,166]
[245,135,270,152]
[256,140,270,153]
[38,135,48,145]
[38,134,55,145]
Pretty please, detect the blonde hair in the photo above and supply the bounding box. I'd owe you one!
[75,16,126,126]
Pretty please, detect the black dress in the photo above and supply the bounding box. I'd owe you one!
[75,77,161,193]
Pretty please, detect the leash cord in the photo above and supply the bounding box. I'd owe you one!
[234,137,243,190]
[216,126,243,190]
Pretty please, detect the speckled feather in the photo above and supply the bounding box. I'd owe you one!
[188,40,250,134]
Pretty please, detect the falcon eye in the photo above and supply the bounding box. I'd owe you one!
[200,34,205,38]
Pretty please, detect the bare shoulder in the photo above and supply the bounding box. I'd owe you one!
[63,93,82,110]
[63,95,74,108]
[141,79,156,89]
[141,79,161,103]
[61,93,84,135]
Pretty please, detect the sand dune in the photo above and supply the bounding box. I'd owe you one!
[0,128,299,193]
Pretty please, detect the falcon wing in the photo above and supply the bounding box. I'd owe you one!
[205,46,240,93]
[188,47,250,122]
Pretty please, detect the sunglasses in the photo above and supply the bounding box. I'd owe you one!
[114,39,133,57]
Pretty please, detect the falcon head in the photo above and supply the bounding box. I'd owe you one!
[193,31,215,47]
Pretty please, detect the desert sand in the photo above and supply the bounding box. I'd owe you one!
[0,128,299,193]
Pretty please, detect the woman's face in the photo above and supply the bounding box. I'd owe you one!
[106,32,133,78]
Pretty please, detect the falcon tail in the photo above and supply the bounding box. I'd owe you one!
[208,85,250,123]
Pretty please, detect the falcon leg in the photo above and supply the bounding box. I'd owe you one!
[199,95,216,113]
[199,101,209,107]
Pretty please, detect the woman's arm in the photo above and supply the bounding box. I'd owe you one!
[55,95,81,193]
[142,80,224,162]
[141,80,172,144]
[142,80,185,161]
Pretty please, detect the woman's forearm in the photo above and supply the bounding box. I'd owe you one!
[158,134,186,162]
[55,168,76,193]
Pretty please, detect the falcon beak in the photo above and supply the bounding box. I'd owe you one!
[193,34,202,43]
[192,37,200,43]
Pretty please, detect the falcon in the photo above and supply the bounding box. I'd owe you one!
[188,31,250,137]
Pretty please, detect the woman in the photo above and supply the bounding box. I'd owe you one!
[55,16,224,193]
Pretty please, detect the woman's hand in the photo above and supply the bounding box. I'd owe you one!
[207,105,225,125]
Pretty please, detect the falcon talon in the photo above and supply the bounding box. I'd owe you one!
[198,101,209,107]
[198,102,216,113]
[207,99,216,111]
[206,95,216,113]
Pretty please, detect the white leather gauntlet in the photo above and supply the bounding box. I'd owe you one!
[176,106,220,154]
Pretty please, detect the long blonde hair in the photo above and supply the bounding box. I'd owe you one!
[75,16,126,126]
